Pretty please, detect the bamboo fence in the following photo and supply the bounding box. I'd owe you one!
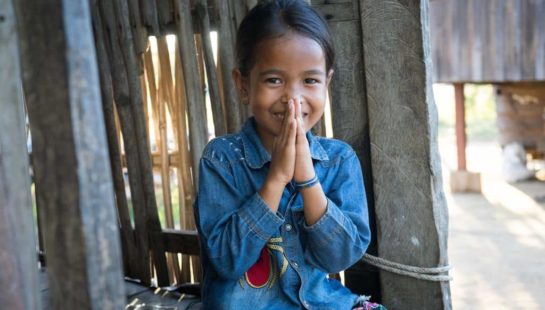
[88,0,262,286]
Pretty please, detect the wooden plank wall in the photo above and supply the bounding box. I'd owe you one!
[0,0,41,308]
[430,0,545,83]
[14,0,126,309]
[361,0,451,308]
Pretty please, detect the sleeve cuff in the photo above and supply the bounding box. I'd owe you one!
[303,198,345,239]
[238,192,284,241]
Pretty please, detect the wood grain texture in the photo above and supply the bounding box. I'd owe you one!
[14,0,125,308]
[174,0,209,185]
[429,0,545,83]
[197,0,227,136]
[360,0,450,308]
[327,13,381,299]
[91,2,139,278]
[0,0,41,308]
[99,0,152,283]
[214,0,243,133]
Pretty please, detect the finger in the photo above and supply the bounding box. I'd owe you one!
[293,96,301,121]
[295,96,302,119]
[279,99,292,141]
[287,106,297,146]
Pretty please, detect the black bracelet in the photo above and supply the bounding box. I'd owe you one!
[294,175,319,191]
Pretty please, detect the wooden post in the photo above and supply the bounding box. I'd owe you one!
[323,0,382,300]
[0,0,41,308]
[360,0,451,308]
[14,0,126,308]
[450,83,480,192]
[454,83,467,171]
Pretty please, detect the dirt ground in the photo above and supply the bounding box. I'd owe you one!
[440,138,545,309]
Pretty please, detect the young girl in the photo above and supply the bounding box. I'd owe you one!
[194,0,384,309]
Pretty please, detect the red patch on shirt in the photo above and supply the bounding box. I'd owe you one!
[245,247,271,288]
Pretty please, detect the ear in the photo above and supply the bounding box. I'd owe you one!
[325,69,334,87]
[232,69,249,102]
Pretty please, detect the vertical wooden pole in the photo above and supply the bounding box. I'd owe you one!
[174,0,209,186]
[91,3,139,278]
[14,0,126,308]
[0,0,41,308]
[214,0,243,133]
[360,0,451,308]
[197,0,227,136]
[98,0,154,284]
[454,83,467,171]
[325,0,381,299]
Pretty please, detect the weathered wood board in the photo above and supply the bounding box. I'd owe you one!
[0,0,41,308]
[322,0,382,299]
[360,0,451,308]
[430,0,545,83]
[14,0,126,308]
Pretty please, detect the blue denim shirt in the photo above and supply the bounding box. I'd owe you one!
[194,118,370,310]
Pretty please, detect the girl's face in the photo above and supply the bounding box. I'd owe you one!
[234,32,333,151]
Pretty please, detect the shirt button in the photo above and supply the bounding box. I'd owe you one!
[285,224,292,231]
[303,301,309,308]
[293,261,299,269]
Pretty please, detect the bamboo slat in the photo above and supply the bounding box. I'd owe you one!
[173,0,209,185]
[128,0,147,58]
[99,0,151,283]
[139,0,160,36]
[171,38,198,284]
[144,48,162,152]
[112,0,169,286]
[213,0,242,133]
[91,3,139,277]
[197,0,227,136]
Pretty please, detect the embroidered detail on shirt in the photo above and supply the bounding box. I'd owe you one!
[242,237,288,289]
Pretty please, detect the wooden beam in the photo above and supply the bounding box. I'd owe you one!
[14,0,125,308]
[154,229,201,257]
[360,0,451,308]
[0,0,41,308]
[454,83,467,171]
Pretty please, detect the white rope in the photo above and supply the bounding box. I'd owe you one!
[362,254,453,282]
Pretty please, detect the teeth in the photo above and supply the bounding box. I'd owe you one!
[273,113,284,120]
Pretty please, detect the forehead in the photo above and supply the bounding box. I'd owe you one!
[252,33,326,73]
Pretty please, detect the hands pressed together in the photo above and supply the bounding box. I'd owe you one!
[268,97,315,186]
[259,97,327,225]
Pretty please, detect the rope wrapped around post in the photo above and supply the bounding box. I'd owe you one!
[362,254,452,282]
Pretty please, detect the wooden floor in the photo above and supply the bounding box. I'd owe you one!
[39,269,201,309]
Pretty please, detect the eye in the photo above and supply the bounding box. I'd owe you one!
[265,77,282,84]
[304,78,320,84]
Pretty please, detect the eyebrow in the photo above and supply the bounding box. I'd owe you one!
[258,68,325,76]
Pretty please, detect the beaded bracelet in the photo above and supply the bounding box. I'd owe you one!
[294,175,319,191]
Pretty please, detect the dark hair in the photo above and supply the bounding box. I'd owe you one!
[235,0,335,76]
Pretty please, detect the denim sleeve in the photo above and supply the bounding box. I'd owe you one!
[302,152,370,273]
[194,157,284,279]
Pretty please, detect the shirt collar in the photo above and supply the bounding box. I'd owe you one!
[241,117,329,169]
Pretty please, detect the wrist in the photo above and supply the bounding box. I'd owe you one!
[294,174,319,191]
[265,174,288,189]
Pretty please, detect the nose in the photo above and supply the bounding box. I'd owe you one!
[281,83,302,104]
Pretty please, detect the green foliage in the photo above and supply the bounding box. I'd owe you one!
[435,84,498,141]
